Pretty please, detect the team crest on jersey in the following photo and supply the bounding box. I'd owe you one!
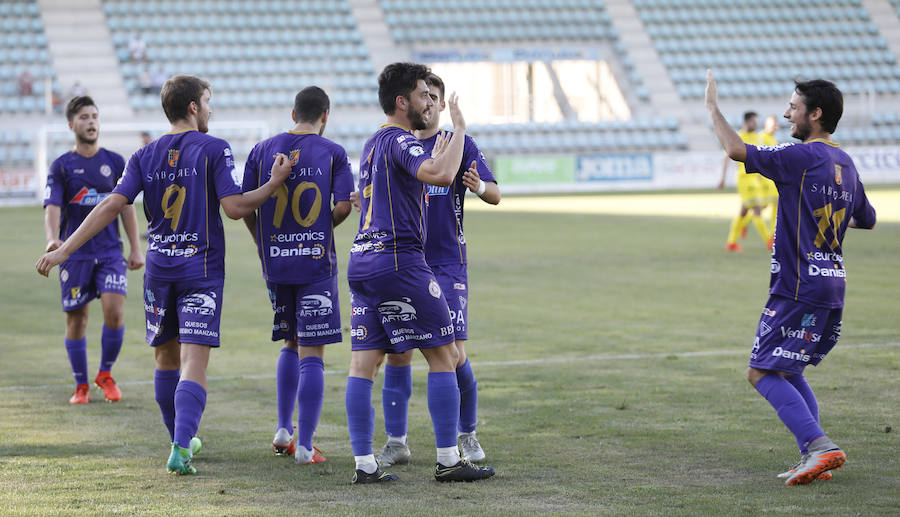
[290,149,300,166]
[428,279,441,298]
[100,164,112,177]
[834,164,842,185]
[60,269,69,282]
[168,149,179,167]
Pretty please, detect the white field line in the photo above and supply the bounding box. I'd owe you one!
[2,341,898,392]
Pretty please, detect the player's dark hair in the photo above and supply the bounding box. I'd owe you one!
[293,86,330,123]
[160,74,210,123]
[65,96,96,122]
[794,79,843,134]
[425,73,445,102]
[743,111,757,122]
[378,62,431,115]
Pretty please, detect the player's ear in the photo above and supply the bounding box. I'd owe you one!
[395,95,408,113]
[291,109,298,123]
[321,109,329,125]
[810,107,822,123]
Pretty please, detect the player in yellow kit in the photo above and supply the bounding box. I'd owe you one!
[758,115,779,236]
[717,111,772,252]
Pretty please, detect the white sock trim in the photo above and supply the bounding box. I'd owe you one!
[436,446,460,467]
[354,454,378,474]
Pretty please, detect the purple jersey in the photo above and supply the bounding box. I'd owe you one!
[347,125,431,280]
[242,131,354,284]
[44,149,125,259]
[745,139,876,308]
[114,129,242,282]
[421,133,495,266]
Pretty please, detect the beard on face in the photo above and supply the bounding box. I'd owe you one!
[791,115,811,141]
[76,129,98,145]
[409,105,428,131]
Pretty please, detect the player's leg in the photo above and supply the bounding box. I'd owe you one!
[64,305,91,404]
[269,283,300,455]
[347,349,398,482]
[377,350,414,466]
[749,205,772,246]
[147,279,180,443]
[273,339,299,455]
[167,280,223,475]
[347,279,398,483]
[95,292,125,402]
[59,260,94,403]
[749,298,845,485]
[454,340,484,462]
[294,344,326,464]
[93,257,129,401]
[726,205,749,251]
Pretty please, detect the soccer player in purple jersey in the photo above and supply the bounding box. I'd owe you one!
[707,70,876,485]
[345,62,494,484]
[43,96,144,404]
[374,73,500,468]
[37,75,292,475]
[241,86,354,465]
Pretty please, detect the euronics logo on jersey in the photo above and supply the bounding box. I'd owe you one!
[377,298,417,323]
[70,187,109,206]
[290,149,300,166]
[298,293,334,317]
[168,149,179,167]
[181,292,217,315]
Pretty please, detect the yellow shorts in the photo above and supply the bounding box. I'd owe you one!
[737,173,764,208]
[759,177,778,205]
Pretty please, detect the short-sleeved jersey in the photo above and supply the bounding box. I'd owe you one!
[242,131,354,284]
[114,129,242,282]
[745,139,876,308]
[736,130,761,175]
[347,125,432,281]
[44,149,125,260]
[421,133,495,267]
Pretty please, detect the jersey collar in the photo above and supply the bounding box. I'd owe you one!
[807,138,839,147]
[381,123,413,133]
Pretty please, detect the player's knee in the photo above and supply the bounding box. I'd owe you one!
[283,339,299,351]
[103,308,125,329]
[298,345,324,359]
[746,367,766,386]
[386,350,413,367]
[65,308,89,335]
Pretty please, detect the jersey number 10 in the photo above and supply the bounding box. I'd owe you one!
[271,182,323,229]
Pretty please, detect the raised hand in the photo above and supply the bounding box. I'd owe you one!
[462,161,481,192]
[447,92,465,131]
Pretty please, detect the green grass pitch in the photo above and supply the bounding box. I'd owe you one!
[0,194,898,516]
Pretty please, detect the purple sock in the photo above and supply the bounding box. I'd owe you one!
[276,347,300,431]
[755,373,825,452]
[345,376,374,456]
[296,356,325,451]
[64,337,88,385]
[99,325,124,373]
[456,359,478,433]
[174,380,207,449]
[427,372,460,448]
[786,373,820,453]
[154,369,180,442]
[382,364,412,438]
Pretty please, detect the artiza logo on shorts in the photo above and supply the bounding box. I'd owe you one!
[181,292,217,315]
[298,292,333,317]
[428,279,441,298]
[377,298,417,323]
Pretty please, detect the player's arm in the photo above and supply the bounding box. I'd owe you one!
[242,212,259,246]
[706,70,747,162]
[44,204,63,252]
[119,204,145,270]
[717,155,730,190]
[332,200,351,227]
[220,153,291,220]
[849,178,876,230]
[461,161,500,205]
[36,193,129,276]
[416,92,467,187]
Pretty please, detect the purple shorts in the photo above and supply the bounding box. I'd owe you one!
[349,265,455,353]
[749,295,843,374]
[266,274,342,346]
[143,276,225,347]
[59,255,128,312]
[431,263,468,341]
